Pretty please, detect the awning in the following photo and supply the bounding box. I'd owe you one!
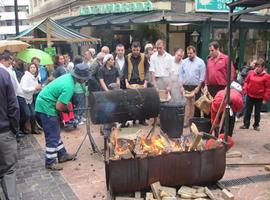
[12,18,101,45]
[59,10,270,28]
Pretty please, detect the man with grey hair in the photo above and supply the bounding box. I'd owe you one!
[84,50,94,67]
[88,52,105,91]
[101,46,110,55]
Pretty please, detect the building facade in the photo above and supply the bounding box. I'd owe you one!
[28,0,270,69]
[0,0,30,39]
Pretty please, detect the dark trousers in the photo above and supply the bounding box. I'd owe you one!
[208,85,226,98]
[219,115,235,137]
[17,96,36,130]
[243,96,263,128]
[72,93,86,122]
[183,85,202,117]
[38,113,67,165]
[0,131,17,200]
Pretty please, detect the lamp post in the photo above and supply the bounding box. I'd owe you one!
[191,30,200,49]
[14,0,19,35]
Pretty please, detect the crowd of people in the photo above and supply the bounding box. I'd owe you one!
[1,38,270,199]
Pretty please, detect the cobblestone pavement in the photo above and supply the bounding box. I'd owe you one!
[0,134,78,200]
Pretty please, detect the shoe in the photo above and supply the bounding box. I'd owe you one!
[16,131,25,138]
[58,153,76,163]
[31,127,42,134]
[78,121,85,125]
[253,126,260,131]
[45,163,63,171]
[240,125,249,129]
[81,117,87,122]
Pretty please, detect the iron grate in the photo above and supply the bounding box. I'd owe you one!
[221,174,270,187]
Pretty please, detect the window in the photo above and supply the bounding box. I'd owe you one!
[5,6,15,12]
[6,20,15,26]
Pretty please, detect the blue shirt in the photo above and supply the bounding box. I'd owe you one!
[179,56,206,86]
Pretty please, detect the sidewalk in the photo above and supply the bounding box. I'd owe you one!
[1,113,269,199]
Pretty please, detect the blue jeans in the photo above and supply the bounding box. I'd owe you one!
[17,96,35,130]
[38,113,67,165]
[72,93,85,122]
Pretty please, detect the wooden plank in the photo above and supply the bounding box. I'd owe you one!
[189,123,203,151]
[161,186,177,197]
[146,192,156,200]
[204,187,216,200]
[115,197,143,200]
[222,189,234,200]
[226,151,242,158]
[135,192,141,198]
[151,182,162,200]
[264,165,270,171]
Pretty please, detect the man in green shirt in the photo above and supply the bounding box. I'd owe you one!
[35,63,90,170]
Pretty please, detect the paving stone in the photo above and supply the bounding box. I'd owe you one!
[0,134,78,199]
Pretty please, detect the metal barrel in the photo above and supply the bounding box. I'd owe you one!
[108,146,226,194]
[89,88,160,124]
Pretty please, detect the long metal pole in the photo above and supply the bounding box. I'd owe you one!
[225,6,234,143]
[14,0,19,35]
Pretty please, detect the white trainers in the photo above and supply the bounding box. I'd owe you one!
[81,117,87,122]
[78,121,85,125]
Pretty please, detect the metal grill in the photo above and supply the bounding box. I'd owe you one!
[221,174,270,187]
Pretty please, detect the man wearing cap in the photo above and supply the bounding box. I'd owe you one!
[35,63,90,170]
[210,81,243,136]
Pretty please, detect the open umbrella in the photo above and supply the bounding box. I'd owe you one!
[0,40,30,53]
[16,48,54,65]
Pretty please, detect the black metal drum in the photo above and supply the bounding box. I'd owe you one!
[89,88,160,124]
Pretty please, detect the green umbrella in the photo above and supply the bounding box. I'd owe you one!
[16,48,54,65]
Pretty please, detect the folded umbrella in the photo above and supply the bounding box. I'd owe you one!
[0,40,30,53]
[16,48,54,65]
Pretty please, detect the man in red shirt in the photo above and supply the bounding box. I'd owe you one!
[205,41,235,97]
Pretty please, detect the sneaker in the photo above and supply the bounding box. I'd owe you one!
[78,121,85,125]
[240,125,249,129]
[81,117,87,122]
[253,126,260,131]
[45,163,63,171]
[58,153,76,163]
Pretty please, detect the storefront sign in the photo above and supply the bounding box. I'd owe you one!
[195,0,241,12]
[80,1,153,15]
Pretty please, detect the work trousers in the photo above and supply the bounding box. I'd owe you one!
[0,131,17,200]
[243,96,263,128]
[38,113,67,165]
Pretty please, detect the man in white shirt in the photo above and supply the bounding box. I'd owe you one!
[115,44,127,89]
[149,39,173,90]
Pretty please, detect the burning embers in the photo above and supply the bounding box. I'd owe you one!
[108,123,223,160]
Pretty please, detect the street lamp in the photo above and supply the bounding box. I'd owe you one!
[191,30,200,44]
